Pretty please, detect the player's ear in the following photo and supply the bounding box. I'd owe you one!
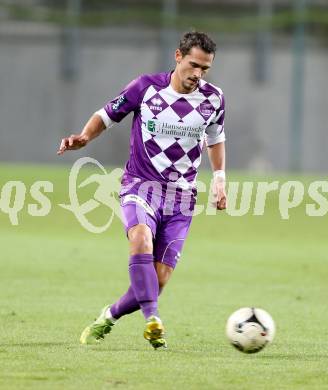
[175,49,182,64]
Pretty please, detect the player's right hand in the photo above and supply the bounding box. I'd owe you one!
[211,176,227,210]
[57,134,89,155]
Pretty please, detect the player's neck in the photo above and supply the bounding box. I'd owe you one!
[170,70,197,94]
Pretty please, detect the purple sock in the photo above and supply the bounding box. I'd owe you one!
[129,253,159,319]
[110,285,163,320]
[110,286,139,319]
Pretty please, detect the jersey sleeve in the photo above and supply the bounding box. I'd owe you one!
[205,94,226,146]
[96,76,147,128]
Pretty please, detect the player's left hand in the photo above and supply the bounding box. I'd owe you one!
[57,134,89,155]
[211,177,227,210]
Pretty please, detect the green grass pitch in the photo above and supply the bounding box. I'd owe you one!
[0,163,327,389]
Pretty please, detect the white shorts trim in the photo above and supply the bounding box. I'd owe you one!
[122,194,155,217]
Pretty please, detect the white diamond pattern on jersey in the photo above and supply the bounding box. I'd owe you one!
[141,83,221,188]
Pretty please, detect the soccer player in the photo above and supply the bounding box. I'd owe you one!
[57,31,227,349]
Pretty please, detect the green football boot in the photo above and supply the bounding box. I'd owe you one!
[143,316,167,349]
[80,305,115,345]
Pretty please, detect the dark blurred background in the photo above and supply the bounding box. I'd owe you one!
[0,0,327,172]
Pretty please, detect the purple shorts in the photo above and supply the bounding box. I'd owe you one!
[120,178,195,269]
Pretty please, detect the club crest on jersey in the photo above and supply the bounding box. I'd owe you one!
[199,102,214,118]
[112,94,127,111]
[149,97,163,112]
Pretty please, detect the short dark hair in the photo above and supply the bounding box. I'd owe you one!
[179,31,217,57]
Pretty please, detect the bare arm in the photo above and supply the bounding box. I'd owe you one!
[57,114,106,155]
[207,142,227,210]
[207,141,225,172]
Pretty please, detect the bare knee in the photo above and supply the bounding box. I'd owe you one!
[128,224,153,255]
[155,262,173,290]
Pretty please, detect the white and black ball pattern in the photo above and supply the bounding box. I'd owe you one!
[226,307,275,354]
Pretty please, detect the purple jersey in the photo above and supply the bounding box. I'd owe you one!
[99,71,225,191]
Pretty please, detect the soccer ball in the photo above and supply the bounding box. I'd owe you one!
[226,307,275,354]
